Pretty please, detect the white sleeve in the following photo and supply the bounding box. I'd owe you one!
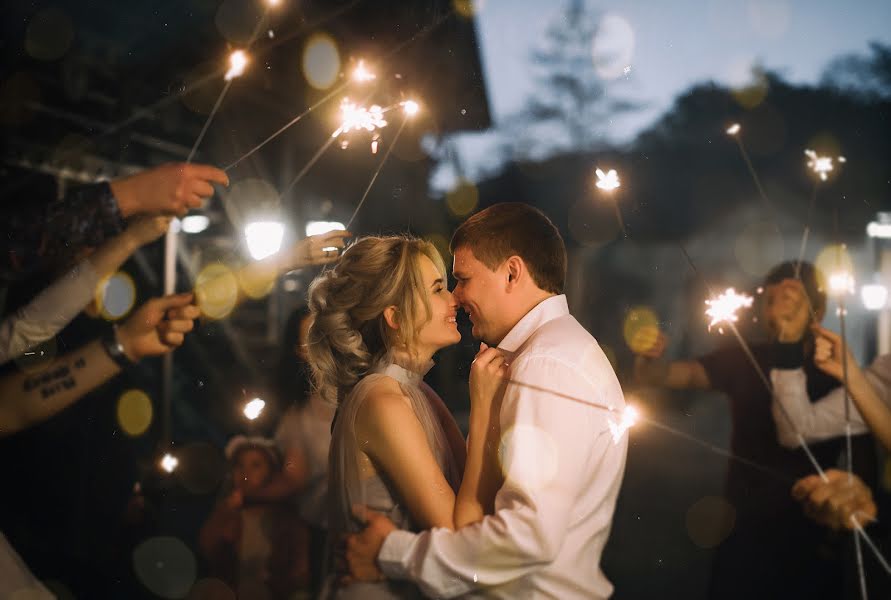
[0,260,98,365]
[770,368,868,447]
[378,355,612,597]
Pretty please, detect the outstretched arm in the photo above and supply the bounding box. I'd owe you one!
[0,216,170,365]
[632,330,711,390]
[0,294,198,436]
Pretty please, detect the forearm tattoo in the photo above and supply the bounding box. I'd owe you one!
[23,355,87,399]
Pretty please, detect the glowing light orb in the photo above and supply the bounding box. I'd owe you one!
[195,263,239,320]
[117,389,153,437]
[705,288,753,332]
[595,168,620,191]
[243,397,266,420]
[95,272,136,321]
[828,272,855,296]
[726,123,740,135]
[445,179,479,218]
[352,59,375,82]
[224,50,248,81]
[861,284,888,311]
[686,496,736,549]
[302,33,340,90]
[132,536,196,599]
[244,221,284,260]
[623,306,660,354]
[401,100,420,116]
[160,453,179,473]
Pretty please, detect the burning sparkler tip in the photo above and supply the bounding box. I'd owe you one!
[726,123,741,135]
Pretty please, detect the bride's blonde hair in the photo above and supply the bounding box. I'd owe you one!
[306,235,446,406]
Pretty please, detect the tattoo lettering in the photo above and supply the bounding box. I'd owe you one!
[24,365,70,392]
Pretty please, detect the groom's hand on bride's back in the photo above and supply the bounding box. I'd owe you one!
[341,505,397,585]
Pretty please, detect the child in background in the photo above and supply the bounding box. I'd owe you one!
[200,436,310,599]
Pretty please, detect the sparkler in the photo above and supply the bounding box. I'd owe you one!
[594,167,627,237]
[607,405,639,444]
[224,49,249,81]
[704,288,753,332]
[160,452,179,473]
[345,104,417,228]
[725,122,776,217]
[352,59,376,82]
[680,243,890,584]
[331,98,388,138]
[804,149,844,181]
[243,398,266,421]
[595,168,620,191]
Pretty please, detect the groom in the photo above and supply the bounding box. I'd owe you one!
[343,203,628,598]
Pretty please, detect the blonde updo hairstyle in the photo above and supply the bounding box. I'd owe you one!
[307,235,446,406]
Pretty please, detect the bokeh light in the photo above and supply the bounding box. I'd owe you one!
[445,179,479,218]
[15,337,58,375]
[499,424,559,490]
[592,14,635,80]
[453,0,485,18]
[243,397,266,421]
[117,389,153,437]
[623,306,660,354]
[178,443,226,495]
[195,263,239,320]
[25,7,74,62]
[302,33,341,90]
[188,578,236,600]
[95,272,137,321]
[237,264,277,299]
[686,496,736,548]
[734,220,784,277]
[814,244,852,291]
[222,178,280,230]
[133,537,197,599]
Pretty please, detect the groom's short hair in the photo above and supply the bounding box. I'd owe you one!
[449,202,566,294]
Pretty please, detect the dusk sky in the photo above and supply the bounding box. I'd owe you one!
[445,0,891,181]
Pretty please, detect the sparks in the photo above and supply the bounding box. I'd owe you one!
[331,98,388,138]
[160,453,179,473]
[726,123,740,135]
[243,398,266,421]
[804,149,839,181]
[225,50,248,81]
[352,60,376,82]
[608,405,639,444]
[595,168,620,191]
[828,271,855,296]
[705,288,754,331]
[401,100,420,116]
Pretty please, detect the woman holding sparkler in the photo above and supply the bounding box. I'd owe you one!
[633,260,878,599]
[306,235,506,599]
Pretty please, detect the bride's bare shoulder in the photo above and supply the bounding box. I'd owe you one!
[354,376,415,437]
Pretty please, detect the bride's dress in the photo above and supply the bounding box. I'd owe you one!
[327,360,461,599]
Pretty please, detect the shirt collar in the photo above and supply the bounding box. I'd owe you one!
[498,295,569,354]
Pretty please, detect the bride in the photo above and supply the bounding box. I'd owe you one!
[306,235,506,599]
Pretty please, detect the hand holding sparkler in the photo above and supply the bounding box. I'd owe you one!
[110,163,229,218]
[811,325,859,383]
[284,230,353,270]
[793,469,877,532]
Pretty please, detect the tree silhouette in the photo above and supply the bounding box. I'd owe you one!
[499,0,638,160]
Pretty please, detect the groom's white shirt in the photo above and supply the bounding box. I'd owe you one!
[378,295,627,598]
